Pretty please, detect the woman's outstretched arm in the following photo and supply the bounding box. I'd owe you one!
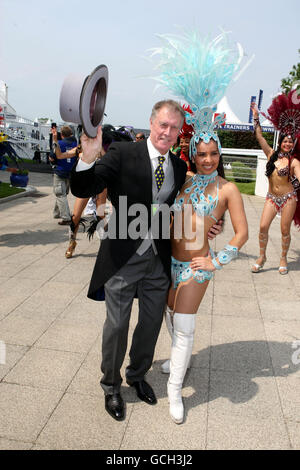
[251,103,273,160]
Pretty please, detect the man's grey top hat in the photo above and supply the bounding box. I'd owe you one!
[59,64,108,138]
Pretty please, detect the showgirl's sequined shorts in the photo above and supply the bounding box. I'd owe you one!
[266,190,297,213]
[171,252,214,289]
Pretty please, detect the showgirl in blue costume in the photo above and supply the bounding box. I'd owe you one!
[151,30,249,423]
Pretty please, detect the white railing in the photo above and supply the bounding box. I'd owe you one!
[222,148,264,182]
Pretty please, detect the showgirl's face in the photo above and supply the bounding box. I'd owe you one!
[194,139,220,175]
[150,106,182,155]
[281,136,294,153]
[179,136,190,155]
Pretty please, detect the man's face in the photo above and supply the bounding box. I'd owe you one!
[149,107,182,155]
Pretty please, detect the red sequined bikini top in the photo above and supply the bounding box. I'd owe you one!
[277,165,289,177]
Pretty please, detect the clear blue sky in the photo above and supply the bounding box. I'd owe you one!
[1,0,299,128]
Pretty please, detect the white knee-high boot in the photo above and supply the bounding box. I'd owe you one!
[167,313,196,424]
[161,307,192,374]
[161,306,173,373]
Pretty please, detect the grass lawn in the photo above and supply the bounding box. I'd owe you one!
[0,182,26,198]
[225,172,256,195]
[233,181,256,195]
[6,156,36,164]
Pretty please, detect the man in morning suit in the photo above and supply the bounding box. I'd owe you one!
[70,100,188,421]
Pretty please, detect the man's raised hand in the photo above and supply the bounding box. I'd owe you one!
[80,126,103,164]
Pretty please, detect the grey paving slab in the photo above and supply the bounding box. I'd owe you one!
[212,293,261,318]
[206,413,291,450]
[37,318,100,351]
[274,375,300,421]
[0,383,62,442]
[286,420,300,449]
[263,320,300,374]
[0,343,29,380]
[4,347,85,391]
[0,174,300,449]
[0,309,57,346]
[67,343,103,397]
[210,340,273,374]
[35,392,132,450]
[120,401,207,450]
[211,316,267,344]
[208,371,283,419]
[259,299,300,321]
[0,438,33,450]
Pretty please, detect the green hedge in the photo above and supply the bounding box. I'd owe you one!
[218,130,274,149]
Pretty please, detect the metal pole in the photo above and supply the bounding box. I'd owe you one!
[273,130,279,150]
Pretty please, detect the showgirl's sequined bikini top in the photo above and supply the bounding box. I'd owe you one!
[173,170,219,222]
[275,152,291,178]
[276,165,289,177]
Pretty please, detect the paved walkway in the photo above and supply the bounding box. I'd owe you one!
[0,171,299,450]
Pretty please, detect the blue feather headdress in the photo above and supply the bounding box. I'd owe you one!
[150,29,253,155]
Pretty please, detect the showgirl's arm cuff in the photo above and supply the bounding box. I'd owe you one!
[212,244,238,270]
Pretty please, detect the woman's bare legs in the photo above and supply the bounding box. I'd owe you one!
[279,198,297,274]
[66,191,108,258]
[252,200,277,272]
[71,198,89,237]
[65,198,89,258]
[169,278,210,314]
[167,279,210,423]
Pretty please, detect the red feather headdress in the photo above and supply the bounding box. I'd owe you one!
[261,89,300,140]
[180,104,194,138]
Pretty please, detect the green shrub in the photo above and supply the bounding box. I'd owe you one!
[231,161,253,183]
[218,130,274,149]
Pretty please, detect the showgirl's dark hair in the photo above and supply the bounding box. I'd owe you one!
[265,134,288,178]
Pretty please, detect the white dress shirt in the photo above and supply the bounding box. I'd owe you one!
[146,137,169,174]
[76,137,169,173]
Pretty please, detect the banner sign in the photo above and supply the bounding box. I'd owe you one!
[258,90,263,110]
[248,95,256,123]
[221,123,274,133]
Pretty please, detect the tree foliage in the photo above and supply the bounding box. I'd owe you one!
[281,50,300,94]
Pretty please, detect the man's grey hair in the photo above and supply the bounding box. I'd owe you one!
[151,100,185,127]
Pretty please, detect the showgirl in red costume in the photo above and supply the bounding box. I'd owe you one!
[251,89,300,275]
[178,105,194,171]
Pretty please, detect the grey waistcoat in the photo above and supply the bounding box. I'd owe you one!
[136,158,175,256]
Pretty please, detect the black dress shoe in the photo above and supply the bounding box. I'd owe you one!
[127,379,157,405]
[105,393,125,421]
